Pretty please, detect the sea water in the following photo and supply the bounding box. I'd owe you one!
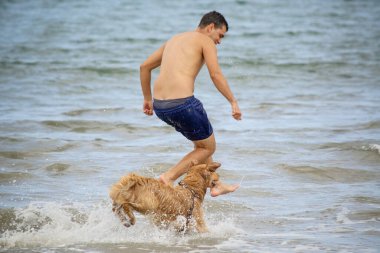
[1,0,380,252]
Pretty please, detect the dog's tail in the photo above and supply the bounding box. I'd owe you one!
[109,173,139,202]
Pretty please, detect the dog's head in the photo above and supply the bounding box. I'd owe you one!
[187,161,220,188]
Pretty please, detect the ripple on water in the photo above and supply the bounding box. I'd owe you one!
[0,172,33,183]
[63,107,124,117]
[41,120,138,133]
[45,163,71,173]
[277,164,380,183]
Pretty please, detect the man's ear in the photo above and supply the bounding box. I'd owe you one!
[206,23,215,32]
[207,162,221,172]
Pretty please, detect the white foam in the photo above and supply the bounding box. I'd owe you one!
[369,144,380,155]
[336,207,354,225]
[1,200,241,249]
[361,144,380,155]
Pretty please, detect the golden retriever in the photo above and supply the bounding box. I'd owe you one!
[109,162,220,233]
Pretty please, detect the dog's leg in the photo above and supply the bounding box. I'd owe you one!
[113,203,129,226]
[121,203,136,227]
[112,202,136,227]
[194,207,208,233]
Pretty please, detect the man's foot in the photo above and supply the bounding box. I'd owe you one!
[158,174,173,186]
[210,182,239,197]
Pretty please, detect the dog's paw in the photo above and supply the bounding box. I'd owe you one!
[123,220,132,227]
[122,217,136,227]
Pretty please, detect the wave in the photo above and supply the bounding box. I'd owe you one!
[0,201,240,249]
[107,37,163,44]
[238,30,322,39]
[51,143,77,152]
[361,144,380,155]
[1,59,137,77]
[351,196,380,205]
[0,60,39,67]
[348,209,380,222]
[41,120,138,133]
[336,206,380,229]
[320,141,380,156]
[45,163,71,173]
[0,141,78,162]
[0,136,22,143]
[331,120,380,132]
[0,151,31,160]
[76,66,136,75]
[63,107,124,116]
[356,120,380,130]
[277,164,380,183]
[0,172,33,183]
[254,102,314,112]
[220,56,356,70]
[239,32,265,38]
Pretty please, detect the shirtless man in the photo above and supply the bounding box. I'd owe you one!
[140,11,242,196]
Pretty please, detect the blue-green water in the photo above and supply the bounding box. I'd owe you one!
[1,0,380,252]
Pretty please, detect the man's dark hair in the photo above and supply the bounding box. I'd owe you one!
[198,11,229,31]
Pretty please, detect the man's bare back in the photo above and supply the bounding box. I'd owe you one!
[153,32,208,100]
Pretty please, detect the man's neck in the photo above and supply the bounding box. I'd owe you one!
[195,27,207,35]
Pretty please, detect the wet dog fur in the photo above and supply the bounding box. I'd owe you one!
[109,162,220,233]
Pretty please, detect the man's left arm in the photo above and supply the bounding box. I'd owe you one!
[139,43,166,115]
[202,40,242,120]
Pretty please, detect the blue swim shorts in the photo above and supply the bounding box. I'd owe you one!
[153,96,213,141]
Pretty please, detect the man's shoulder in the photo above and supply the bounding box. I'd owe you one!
[173,32,210,42]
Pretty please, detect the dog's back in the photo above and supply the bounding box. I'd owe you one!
[110,173,191,218]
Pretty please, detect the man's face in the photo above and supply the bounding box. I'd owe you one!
[209,24,227,45]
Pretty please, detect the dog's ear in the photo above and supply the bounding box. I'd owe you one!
[207,162,221,172]
[201,169,211,180]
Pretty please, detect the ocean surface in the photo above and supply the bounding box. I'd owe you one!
[1,0,380,252]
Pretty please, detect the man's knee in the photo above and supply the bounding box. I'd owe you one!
[194,134,216,155]
[195,144,215,157]
[203,143,215,156]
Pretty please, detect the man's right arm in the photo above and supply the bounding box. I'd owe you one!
[202,40,242,120]
[140,43,166,115]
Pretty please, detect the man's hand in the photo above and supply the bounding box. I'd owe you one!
[231,101,242,120]
[143,100,153,116]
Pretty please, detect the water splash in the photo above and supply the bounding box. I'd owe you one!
[0,200,240,250]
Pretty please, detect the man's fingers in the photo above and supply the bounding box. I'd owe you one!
[233,114,241,120]
[143,100,154,116]
[143,108,153,115]
[144,110,153,116]
[232,111,242,120]
[231,102,241,120]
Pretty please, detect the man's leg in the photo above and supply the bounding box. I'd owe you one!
[159,133,216,185]
[210,178,239,197]
[204,157,240,197]
[159,133,239,196]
